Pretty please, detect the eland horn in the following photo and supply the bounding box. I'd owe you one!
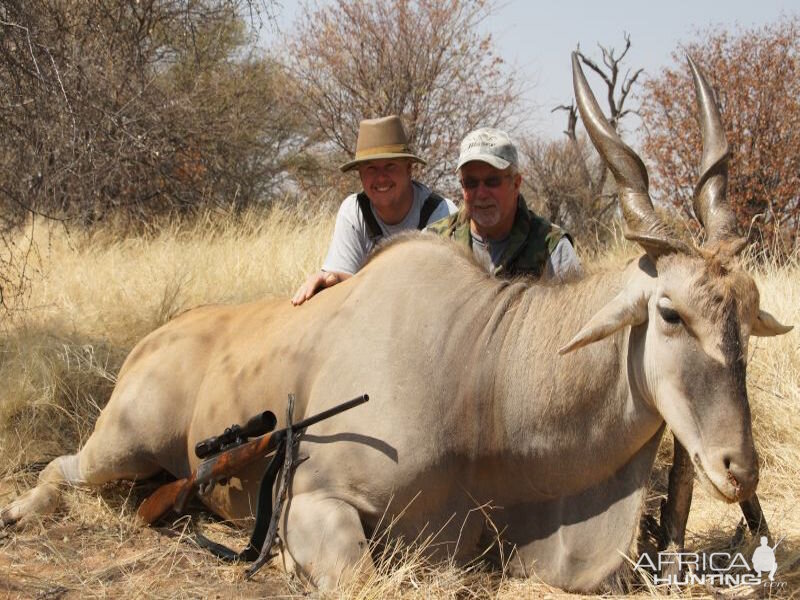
[688,56,741,246]
[572,52,691,259]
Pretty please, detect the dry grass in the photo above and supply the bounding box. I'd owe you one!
[0,208,798,598]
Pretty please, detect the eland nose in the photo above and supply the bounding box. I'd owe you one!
[715,448,759,500]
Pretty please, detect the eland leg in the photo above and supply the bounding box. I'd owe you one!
[659,437,694,552]
[1,405,163,526]
[660,438,770,556]
[282,491,374,590]
[656,437,695,581]
[2,454,83,525]
[739,494,770,539]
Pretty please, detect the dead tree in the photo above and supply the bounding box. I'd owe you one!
[575,33,643,130]
[549,34,644,225]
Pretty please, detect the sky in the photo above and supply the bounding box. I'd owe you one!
[270,0,796,142]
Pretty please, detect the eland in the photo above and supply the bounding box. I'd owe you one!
[1,55,791,591]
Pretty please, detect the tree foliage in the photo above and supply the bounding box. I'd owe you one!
[284,0,522,194]
[0,0,300,230]
[639,18,800,251]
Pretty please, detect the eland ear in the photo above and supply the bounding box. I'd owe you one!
[752,309,793,337]
[559,289,649,355]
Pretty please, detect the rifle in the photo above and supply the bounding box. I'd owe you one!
[137,393,369,525]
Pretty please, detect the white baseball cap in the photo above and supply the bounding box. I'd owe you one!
[456,128,519,171]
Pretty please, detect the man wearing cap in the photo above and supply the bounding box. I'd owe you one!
[292,115,456,306]
[427,128,582,281]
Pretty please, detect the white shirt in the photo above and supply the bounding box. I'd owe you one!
[322,181,457,275]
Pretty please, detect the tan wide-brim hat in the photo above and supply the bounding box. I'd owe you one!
[340,115,426,173]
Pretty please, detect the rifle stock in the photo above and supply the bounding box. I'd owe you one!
[137,476,195,525]
[136,394,369,525]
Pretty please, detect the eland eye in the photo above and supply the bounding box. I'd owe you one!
[658,305,682,325]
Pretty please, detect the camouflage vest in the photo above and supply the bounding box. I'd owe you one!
[426,195,571,278]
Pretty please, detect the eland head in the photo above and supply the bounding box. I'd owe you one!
[560,53,792,503]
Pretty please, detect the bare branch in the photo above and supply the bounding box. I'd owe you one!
[577,50,613,89]
[552,103,578,141]
[618,68,643,114]
[577,35,643,129]
[619,32,632,63]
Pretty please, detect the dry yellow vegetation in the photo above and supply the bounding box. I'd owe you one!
[0,208,797,598]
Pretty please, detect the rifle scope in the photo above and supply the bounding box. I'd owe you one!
[195,410,278,459]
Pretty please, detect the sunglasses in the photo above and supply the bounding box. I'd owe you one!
[460,175,511,190]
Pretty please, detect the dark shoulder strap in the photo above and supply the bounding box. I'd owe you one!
[356,192,383,240]
[417,192,445,229]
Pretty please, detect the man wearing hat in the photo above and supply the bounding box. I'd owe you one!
[292,115,456,305]
[427,128,581,281]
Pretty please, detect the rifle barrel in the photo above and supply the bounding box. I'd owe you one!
[291,394,369,432]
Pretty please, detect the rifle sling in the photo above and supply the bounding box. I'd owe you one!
[192,441,286,562]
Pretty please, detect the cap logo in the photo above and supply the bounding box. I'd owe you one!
[455,127,518,172]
